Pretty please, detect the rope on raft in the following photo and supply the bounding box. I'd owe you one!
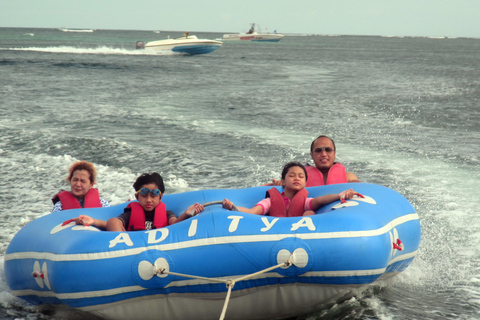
[189,200,239,216]
[156,259,293,320]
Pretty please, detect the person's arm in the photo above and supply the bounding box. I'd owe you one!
[106,217,127,231]
[222,199,263,215]
[74,215,107,230]
[310,194,342,211]
[346,172,361,183]
[310,189,359,211]
[169,203,205,225]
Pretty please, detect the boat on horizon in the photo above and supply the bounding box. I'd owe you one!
[222,23,285,42]
[60,28,94,33]
[136,32,223,55]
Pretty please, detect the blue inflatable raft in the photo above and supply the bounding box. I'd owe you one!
[4,183,421,320]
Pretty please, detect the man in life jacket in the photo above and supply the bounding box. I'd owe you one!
[106,172,204,231]
[266,135,360,187]
[305,135,360,186]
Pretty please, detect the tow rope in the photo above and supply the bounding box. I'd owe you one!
[155,259,293,320]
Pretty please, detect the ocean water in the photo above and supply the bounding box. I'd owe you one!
[0,27,479,320]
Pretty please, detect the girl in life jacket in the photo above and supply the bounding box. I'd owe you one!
[106,172,204,232]
[222,162,359,217]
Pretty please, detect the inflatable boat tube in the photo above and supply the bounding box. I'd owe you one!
[4,183,421,320]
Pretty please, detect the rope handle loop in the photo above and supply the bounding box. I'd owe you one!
[340,191,365,204]
[189,200,239,216]
[393,238,404,251]
[61,218,90,227]
[154,258,292,320]
[61,219,75,226]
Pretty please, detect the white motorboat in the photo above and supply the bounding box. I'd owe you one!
[222,23,285,42]
[136,33,223,55]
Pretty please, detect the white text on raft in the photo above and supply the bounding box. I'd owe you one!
[109,215,316,248]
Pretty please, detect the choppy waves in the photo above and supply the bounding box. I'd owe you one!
[2,46,177,55]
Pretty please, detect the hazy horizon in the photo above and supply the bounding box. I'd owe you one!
[2,0,480,38]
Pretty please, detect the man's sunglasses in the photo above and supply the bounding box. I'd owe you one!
[136,188,162,196]
[313,147,335,153]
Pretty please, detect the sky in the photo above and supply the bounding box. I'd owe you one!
[1,0,480,38]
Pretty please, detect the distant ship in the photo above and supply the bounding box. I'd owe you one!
[60,28,94,33]
[222,23,284,42]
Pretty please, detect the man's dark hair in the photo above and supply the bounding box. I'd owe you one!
[310,135,336,152]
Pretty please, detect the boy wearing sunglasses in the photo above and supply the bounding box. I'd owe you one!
[106,172,204,231]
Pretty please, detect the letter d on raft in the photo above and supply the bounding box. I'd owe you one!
[146,229,169,244]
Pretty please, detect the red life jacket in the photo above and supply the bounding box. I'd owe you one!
[267,188,308,217]
[51,189,102,210]
[305,163,348,187]
[126,202,168,231]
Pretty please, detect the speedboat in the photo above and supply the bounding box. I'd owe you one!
[4,183,420,320]
[222,23,285,42]
[136,33,223,55]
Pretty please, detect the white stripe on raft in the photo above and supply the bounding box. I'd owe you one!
[8,249,417,301]
[4,213,418,262]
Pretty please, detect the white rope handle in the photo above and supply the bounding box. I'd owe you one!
[156,269,227,283]
[189,200,239,216]
[155,259,292,320]
[219,281,234,320]
[218,260,292,320]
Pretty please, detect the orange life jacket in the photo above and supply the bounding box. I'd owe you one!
[266,188,308,217]
[126,201,168,231]
[51,189,102,210]
[305,163,348,187]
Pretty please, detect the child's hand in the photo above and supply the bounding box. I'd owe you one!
[74,215,94,226]
[222,199,235,211]
[271,179,282,186]
[338,189,359,201]
[187,203,204,216]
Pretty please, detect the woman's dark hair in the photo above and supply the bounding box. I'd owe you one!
[133,172,165,193]
[281,162,308,181]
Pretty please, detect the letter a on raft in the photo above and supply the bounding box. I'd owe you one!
[291,218,316,231]
[109,232,134,248]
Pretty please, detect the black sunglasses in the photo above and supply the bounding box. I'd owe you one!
[313,147,335,153]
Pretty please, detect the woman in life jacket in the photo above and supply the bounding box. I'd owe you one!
[51,161,110,228]
[222,162,358,217]
[51,161,109,213]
